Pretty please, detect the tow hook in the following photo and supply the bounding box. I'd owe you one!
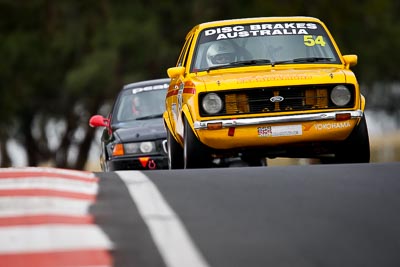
[148,159,157,170]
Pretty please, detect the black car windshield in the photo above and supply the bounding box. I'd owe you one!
[191,21,340,72]
[114,85,167,123]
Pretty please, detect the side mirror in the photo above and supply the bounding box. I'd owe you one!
[342,54,357,69]
[167,66,185,78]
[89,115,109,128]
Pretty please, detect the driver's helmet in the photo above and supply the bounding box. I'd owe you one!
[131,95,142,115]
[206,41,236,67]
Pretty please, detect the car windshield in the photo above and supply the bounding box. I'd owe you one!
[115,85,167,123]
[191,21,341,72]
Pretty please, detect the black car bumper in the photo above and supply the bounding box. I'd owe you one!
[107,155,168,171]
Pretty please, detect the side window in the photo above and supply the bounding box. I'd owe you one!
[177,33,194,68]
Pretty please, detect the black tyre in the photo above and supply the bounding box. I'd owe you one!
[334,115,370,163]
[183,117,212,169]
[167,128,184,169]
[241,155,268,167]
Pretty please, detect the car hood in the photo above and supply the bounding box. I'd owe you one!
[112,118,166,142]
[193,67,355,91]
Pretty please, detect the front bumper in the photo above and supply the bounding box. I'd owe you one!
[194,110,364,129]
[192,110,364,150]
[107,155,168,171]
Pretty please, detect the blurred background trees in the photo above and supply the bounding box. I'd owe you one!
[0,0,399,169]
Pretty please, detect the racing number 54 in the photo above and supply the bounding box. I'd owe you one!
[304,35,326,47]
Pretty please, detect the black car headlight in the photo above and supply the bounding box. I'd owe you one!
[124,141,155,154]
[330,85,351,106]
[202,93,223,114]
[139,142,155,153]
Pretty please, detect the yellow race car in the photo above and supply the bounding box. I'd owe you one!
[163,16,370,169]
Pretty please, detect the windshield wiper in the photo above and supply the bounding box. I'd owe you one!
[206,57,333,71]
[135,114,163,120]
[270,59,293,66]
[271,57,333,66]
[293,57,333,63]
[206,59,272,72]
[228,59,272,67]
[206,64,230,72]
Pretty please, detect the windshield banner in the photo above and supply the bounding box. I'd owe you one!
[200,22,326,42]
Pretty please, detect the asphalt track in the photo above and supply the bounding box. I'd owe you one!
[1,162,400,267]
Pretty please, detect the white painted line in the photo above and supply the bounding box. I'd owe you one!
[0,177,98,195]
[117,171,210,267]
[0,224,113,253]
[0,197,92,217]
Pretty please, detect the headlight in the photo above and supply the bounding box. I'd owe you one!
[124,141,155,154]
[124,143,140,154]
[140,142,155,153]
[202,93,223,114]
[330,85,351,106]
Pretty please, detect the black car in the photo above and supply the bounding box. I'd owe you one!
[89,78,170,171]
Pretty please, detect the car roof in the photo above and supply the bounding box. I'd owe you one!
[198,16,321,27]
[122,78,170,91]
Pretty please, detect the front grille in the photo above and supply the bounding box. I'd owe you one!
[199,84,355,116]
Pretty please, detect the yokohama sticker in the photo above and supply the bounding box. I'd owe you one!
[314,121,351,130]
[258,125,302,137]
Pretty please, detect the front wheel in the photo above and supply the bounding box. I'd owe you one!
[167,128,184,169]
[184,117,212,169]
[334,115,370,163]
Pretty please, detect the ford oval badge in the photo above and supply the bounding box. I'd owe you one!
[270,96,284,103]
